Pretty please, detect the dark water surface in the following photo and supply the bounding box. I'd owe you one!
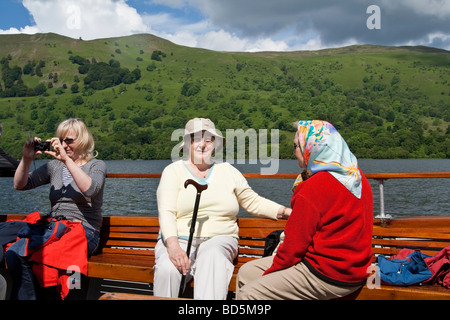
[1,159,449,218]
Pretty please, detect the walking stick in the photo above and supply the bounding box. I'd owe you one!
[178,179,208,297]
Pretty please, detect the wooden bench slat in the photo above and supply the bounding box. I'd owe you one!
[104,239,157,248]
[100,247,155,256]
[373,229,450,239]
[372,247,441,257]
[238,248,265,256]
[238,239,265,247]
[340,284,450,300]
[103,216,160,227]
[108,226,160,233]
[374,217,450,228]
[238,231,271,238]
[237,218,287,228]
[106,232,159,240]
[372,238,450,251]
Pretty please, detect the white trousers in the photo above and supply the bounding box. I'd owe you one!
[153,235,238,300]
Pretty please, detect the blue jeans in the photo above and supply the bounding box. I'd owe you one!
[83,225,100,257]
[5,224,99,300]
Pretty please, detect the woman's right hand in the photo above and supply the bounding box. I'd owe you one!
[14,137,41,190]
[22,137,44,160]
[22,138,37,159]
[165,237,190,275]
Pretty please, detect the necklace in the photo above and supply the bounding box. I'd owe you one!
[187,161,211,179]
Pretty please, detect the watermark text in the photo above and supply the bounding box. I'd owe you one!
[367,5,381,30]
[171,128,280,175]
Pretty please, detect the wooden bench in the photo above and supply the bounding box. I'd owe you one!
[1,214,450,300]
[88,216,287,297]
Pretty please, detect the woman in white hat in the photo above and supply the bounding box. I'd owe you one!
[154,118,290,300]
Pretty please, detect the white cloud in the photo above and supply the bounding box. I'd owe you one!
[19,0,150,40]
[154,27,291,52]
[142,10,294,51]
[197,30,289,52]
[0,25,39,35]
[403,32,450,51]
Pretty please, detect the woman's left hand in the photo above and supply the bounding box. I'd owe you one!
[277,206,292,219]
[46,137,69,162]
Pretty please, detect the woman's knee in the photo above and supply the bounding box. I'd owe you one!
[4,247,20,269]
[154,257,179,278]
[238,256,272,280]
[197,236,238,261]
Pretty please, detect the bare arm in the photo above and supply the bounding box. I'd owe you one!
[14,138,38,190]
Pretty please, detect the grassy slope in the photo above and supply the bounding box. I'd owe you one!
[0,33,449,159]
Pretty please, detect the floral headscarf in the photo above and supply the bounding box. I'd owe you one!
[292,120,362,198]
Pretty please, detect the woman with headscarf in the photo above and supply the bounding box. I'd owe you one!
[236,120,373,300]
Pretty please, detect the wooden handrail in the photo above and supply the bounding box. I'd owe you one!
[364,172,450,179]
[106,172,450,179]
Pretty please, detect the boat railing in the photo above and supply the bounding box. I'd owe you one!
[106,172,450,220]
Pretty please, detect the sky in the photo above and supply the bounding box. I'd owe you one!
[0,0,449,52]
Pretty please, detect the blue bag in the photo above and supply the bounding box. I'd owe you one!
[378,250,432,286]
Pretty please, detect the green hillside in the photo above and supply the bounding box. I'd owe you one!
[0,33,449,160]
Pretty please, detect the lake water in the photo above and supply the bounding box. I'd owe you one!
[0,159,449,218]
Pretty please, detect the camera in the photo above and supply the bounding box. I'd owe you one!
[34,141,51,152]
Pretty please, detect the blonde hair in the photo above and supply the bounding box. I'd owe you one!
[56,118,96,161]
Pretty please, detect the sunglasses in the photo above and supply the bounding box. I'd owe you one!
[60,138,76,145]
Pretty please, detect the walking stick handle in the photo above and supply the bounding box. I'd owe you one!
[184,179,208,193]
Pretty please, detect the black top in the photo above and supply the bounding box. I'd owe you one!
[0,148,19,177]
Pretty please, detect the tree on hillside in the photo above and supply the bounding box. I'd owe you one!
[181,81,201,97]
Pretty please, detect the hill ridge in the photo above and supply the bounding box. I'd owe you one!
[0,33,449,160]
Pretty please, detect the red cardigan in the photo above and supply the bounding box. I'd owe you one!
[264,170,373,286]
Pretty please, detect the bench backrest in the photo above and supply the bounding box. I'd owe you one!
[98,216,288,260]
[372,217,450,259]
[98,216,160,256]
[235,218,287,265]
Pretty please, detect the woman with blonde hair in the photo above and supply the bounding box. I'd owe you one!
[8,118,106,299]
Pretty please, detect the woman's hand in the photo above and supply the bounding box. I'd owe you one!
[166,237,190,275]
[45,137,69,162]
[14,137,41,190]
[277,206,292,219]
[22,137,40,160]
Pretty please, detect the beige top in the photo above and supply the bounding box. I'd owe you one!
[156,160,281,240]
